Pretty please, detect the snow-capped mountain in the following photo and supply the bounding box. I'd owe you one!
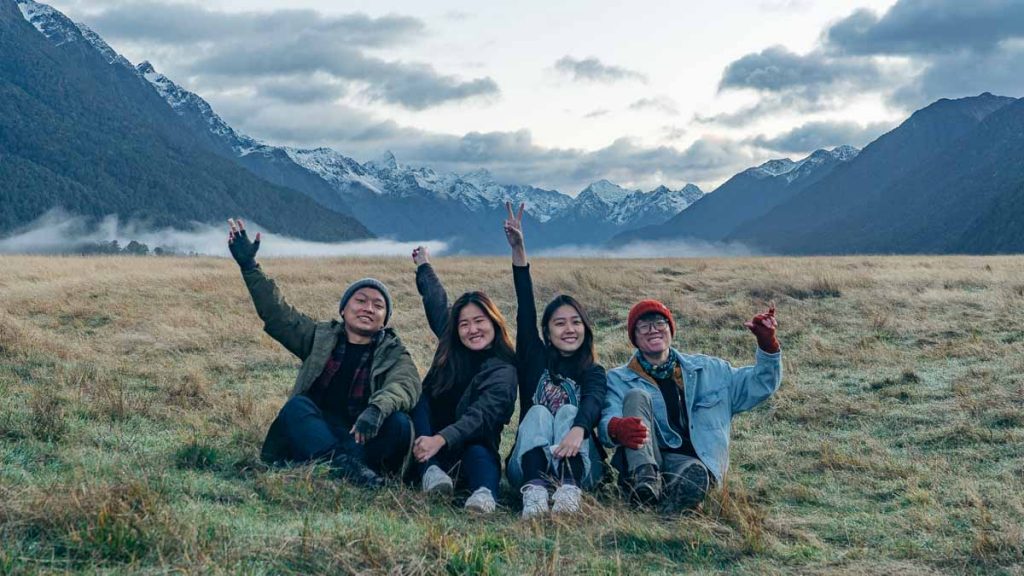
[12,0,709,252]
[611,146,860,246]
[746,146,860,183]
[285,147,384,195]
[608,184,705,226]
[6,0,372,242]
[137,61,261,155]
[17,0,137,72]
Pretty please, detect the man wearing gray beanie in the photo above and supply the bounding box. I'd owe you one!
[228,219,420,488]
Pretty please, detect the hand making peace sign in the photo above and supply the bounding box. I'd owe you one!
[503,201,525,249]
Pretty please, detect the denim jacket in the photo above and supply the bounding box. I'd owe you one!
[599,347,782,482]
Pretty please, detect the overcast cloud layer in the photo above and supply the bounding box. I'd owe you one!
[717,0,1024,125]
[40,0,1024,194]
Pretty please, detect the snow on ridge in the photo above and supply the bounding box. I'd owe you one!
[135,61,262,153]
[14,0,707,231]
[285,147,385,195]
[580,179,635,204]
[17,0,78,46]
[77,23,132,68]
[750,158,798,178]
[831,145,859,161]
[18,0,132,69]
[748,145,860,182]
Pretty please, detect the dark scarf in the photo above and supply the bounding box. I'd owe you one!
[634,349,677,380]
[312,333,377,421]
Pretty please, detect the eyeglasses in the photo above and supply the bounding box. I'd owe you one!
[635,319,669,334]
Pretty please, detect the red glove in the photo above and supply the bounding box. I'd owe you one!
[608,417,648,450]
[745,307,780,353]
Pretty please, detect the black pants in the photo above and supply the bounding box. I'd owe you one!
[263,395,412,474]
[410,394,501,494]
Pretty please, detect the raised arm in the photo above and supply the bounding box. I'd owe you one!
[228,219,316,359]
[504,201,527,267]
[413,246,449,338]
[730,307,782,413]
[506,202,539,339]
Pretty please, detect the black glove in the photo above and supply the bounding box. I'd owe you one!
[353,405,383,440]
[228,228,260,271]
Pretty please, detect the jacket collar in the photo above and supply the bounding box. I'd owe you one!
[622,348,704,383]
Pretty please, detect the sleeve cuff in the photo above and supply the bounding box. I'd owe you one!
[755,346,782,360]
[438,427,460,450]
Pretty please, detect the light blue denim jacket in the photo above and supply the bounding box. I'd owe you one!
[599,347,782,483]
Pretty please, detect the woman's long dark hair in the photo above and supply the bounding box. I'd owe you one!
[425,291,515,397]
[540,294,597,375]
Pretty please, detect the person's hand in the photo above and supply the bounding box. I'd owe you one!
[607,417,648,450]
[413,434,446,463]
[412,245,430,267]
[552,426,586,458]
[227,218,261,271]
[350,405,383,444]
[744,306,780,353]
[503,201,525,249]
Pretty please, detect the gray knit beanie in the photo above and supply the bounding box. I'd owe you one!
[339,278,393,326]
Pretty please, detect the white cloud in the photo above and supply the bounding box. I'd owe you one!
[535,239,756,258]
[0,211,448,257]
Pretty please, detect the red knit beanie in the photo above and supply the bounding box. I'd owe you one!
[627,299,676,346]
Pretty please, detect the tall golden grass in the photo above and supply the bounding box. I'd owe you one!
[1,254,1022,574]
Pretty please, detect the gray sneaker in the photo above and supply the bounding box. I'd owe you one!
[421,465,454,496]
[551,484,582,514]
[520,484,550,519]
[464,487,497,514]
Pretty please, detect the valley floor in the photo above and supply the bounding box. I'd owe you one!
[1,255,1022,575]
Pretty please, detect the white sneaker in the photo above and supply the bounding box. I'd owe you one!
[421,465,454,496]
[520,484,550,519]
[464,487,496,514]
[551,484,582,514]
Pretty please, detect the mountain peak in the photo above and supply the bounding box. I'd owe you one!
[830,145,859,161]
[462,168,495,185]
[580,179,632,204]
[749,158,797,178]
[136,60,156,75]
[368,150,399,171]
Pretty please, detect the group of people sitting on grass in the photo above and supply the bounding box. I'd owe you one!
[226,203,782,518]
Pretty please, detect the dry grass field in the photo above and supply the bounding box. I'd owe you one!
[1,254,1022,575]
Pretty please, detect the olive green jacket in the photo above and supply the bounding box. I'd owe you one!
[242,266,421,418]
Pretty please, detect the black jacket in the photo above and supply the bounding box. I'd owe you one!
[416,263,518,454]
[512,264,606,431]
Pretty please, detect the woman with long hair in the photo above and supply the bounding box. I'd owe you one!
[502,202,607,518]
[409,246,518,514]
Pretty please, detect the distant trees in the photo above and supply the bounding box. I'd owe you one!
[76,240,179,256]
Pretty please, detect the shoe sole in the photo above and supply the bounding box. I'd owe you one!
[424,481,454,498]
[630,482,661,507]
[660,467,709,514]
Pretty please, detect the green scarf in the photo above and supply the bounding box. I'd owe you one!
[634,349,677,380]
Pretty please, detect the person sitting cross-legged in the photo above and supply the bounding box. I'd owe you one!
[600,299,782,512]
[227,219,420,488]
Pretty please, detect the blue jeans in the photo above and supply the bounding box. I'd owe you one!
[507,404,603,489]
[268,395,412,474]
[410,395,501,495]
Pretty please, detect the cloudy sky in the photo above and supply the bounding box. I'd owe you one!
[47,0,1024,193]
